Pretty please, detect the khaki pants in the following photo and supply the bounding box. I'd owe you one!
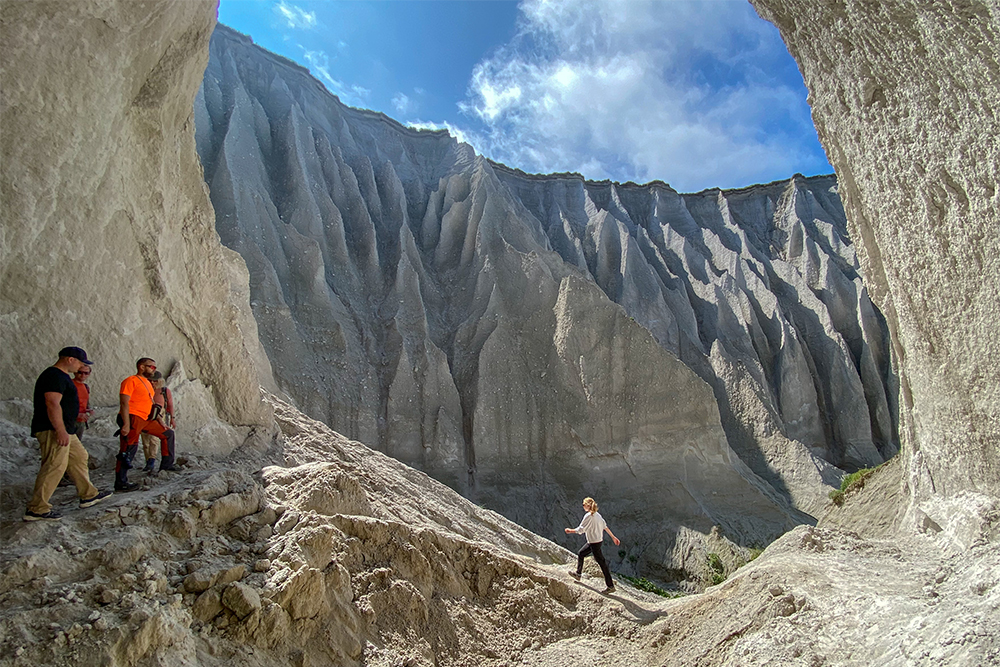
[28,430,99,514]
[141,433,159,462]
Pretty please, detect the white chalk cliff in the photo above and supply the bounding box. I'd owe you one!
[752,0,1000,534]
[1,1,997,666]
[0,1,273,455]
[195,26,897,545]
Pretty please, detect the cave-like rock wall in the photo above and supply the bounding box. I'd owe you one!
[196,25,898,567]
[752,0,1000,529]
[0,1,273,451]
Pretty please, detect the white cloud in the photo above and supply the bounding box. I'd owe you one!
[302,50,370,107]
[462,0,826,192]
[275,1,317,30]
[303,50,341,89]
[392,93,412,114]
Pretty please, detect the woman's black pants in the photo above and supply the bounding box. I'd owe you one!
[577,541,613,587]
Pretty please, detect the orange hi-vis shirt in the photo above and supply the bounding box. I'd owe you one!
[120,375,155,418]
[73,380,90,421]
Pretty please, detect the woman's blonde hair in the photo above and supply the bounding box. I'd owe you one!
[583,497,598,513]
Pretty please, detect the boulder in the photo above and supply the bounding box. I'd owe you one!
[222,581,261,620]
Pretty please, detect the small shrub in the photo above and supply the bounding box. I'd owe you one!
[830,464,882,506]
[618,549,627,559]
[707,552,726,585]
[618,574,684,598]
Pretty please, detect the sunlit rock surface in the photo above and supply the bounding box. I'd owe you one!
[1,397,995,667]
[195,26,895,538]
[751,0,1000,527]
[4,1,998,665]
[0,1,273,450]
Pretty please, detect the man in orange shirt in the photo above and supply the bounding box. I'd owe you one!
[115,357,175,491]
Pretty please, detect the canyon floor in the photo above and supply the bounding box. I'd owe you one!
[1,396,996,666]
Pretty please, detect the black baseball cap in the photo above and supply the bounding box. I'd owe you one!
[58,346,93,365]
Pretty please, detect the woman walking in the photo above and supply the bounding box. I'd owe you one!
[565,497,620,594]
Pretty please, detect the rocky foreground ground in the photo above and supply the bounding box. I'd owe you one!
[1,396,996,667]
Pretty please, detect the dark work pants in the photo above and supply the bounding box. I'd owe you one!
[116,414,175,487]
[577,541,613,588]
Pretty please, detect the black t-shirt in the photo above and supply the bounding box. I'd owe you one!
[31,366,79,436]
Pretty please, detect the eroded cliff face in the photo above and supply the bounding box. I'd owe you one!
[2,3,999,665]
[0,0,273,452]
[196,27,897,545]
[752,0,1000,534]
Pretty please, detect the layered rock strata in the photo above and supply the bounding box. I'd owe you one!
[751,0,1000,528]
[0,0,273,452]
[196,24,895,535]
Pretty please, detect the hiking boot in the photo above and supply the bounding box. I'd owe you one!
[142,458,156,472]
[80,489,113,508]
[24,509,62,522]
[114,482,140,492]
[568,570,581,580]
[159,464,178,472]
[602,586,616,594]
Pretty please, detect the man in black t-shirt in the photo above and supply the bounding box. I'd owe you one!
[25,347,112,521]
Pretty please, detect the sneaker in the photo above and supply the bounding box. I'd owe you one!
[114,482,140,492]
[602,586,616,594]
[24,510,62,522]
[568,571,581,580]
[80,489,113,508]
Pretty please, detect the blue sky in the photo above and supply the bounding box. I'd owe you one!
[217,0,833,193]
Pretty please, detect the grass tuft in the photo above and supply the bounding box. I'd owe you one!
[829,464,881,506]
[618,574,685,598]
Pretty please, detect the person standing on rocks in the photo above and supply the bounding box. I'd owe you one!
[116,357,176,491]
[141,371,175,473]
[57,364,96,488]
[72,365,94,438]
[24,347,113,521]
[565,497,621,594]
